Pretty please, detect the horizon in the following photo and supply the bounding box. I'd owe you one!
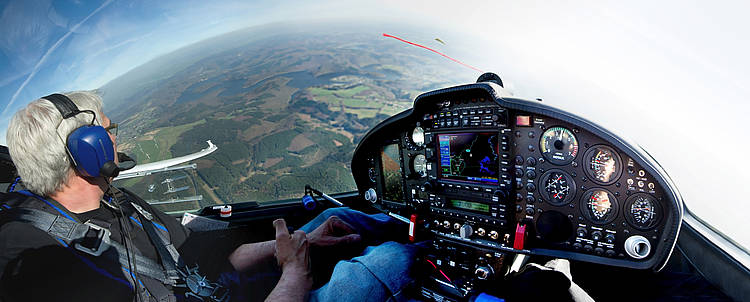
[0,0,748,249]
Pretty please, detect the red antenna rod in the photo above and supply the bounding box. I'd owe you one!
[382,33,484,73]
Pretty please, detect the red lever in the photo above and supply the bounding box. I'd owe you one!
[513,223,526,250]
[409,214,417,242]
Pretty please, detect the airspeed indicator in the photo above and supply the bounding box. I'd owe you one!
[411,127,425,147]
[412,154,427,178]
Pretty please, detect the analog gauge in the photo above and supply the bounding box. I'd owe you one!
[580,189,619,224]
[411,127,425,147]
[540,126,579,165]
[584,145,622,185]
[368,167,378,183]
[412,154,427,178]
[539,169,577,206]
[625,193,660,230]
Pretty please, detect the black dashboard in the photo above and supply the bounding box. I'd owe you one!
[350,80,684,298]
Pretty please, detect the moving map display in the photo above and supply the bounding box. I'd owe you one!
[381,144,404,202]
[438,133,499,184]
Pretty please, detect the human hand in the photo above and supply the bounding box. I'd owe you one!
[273,219,311,275]
[307,216,362,248]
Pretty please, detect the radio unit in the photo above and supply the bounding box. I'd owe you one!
[419,106,515,251]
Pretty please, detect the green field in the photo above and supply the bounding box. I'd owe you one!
[307,85,388,118]
[131,119,206,163]
[103,29,473,209]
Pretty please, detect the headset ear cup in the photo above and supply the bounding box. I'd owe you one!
[67,126,115,177]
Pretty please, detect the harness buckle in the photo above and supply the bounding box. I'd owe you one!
[74,221,111,256]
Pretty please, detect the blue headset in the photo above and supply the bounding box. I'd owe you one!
[44,94,119,178]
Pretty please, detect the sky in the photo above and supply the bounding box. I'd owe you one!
[0,0,748,249]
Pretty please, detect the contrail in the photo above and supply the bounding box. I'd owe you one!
[1,0,113,117]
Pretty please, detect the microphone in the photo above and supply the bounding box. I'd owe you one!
[100,152,137,178]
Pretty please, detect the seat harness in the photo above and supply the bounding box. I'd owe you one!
[0,189,229,302]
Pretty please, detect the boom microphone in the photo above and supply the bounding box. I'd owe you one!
[100,152,137,178]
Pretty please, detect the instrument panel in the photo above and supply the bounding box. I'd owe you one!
[351,82,682,276]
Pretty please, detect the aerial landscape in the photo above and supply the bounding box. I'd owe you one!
[103,24,473,212]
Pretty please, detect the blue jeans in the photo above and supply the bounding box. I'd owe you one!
[218,207,421,302]
[299,208,420,302]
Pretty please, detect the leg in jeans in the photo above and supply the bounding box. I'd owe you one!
[309,241,420,302]
[299,208,421,302]
[299,207,406,246]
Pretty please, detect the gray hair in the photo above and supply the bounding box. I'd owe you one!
[6,91,105,196]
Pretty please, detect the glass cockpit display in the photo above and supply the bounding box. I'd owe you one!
[438,133,500,184]
[381,144,404,202]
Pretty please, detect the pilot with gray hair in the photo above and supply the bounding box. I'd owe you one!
[0,91,420,302]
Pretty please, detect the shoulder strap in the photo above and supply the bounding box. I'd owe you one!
[0,192,185,301]
[117,190,230,302]
[130,201,186,280]
[5,206,176,285]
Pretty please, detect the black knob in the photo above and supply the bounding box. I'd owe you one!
[525,207,535,216]
[576,227,588,238]
[573,242,583,250]
[594,247,604,255]
[515,168,524,178]
[423,181,433,191]
[494,190,507,201]
[591,231,602,241]
[583,245,594,253]
[460,224,473,239]
[475,266,493,280]
[605,233,616,244]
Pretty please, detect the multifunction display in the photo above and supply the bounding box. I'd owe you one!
[438,132,499,184]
